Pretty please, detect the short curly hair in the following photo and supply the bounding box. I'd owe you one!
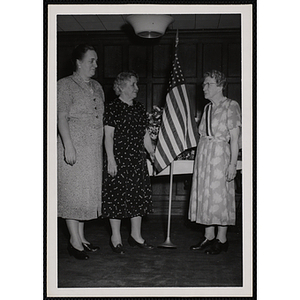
[113,71,139,96]
[204,70,227,93]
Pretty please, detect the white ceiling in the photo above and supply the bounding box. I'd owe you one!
[57,14,241,32]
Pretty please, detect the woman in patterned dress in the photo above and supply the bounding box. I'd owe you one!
[188,70,241,255]
[102,71,155,254]
[57,44,105,260]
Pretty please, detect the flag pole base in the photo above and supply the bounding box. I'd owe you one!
[157,237,177,249]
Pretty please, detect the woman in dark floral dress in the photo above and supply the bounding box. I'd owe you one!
[102,71,155,254]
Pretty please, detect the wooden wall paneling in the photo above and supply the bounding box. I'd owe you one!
[103,84,115,102]
[177,43,197,78]
[151,176,170,197]
[146,82,153,112]
[197,42,203,79]
[151,175,192,216]
[153,44,172,78]
[194,42,206,118]
[185,83,197,118]
[103,45,123,78]
[123,42,129,72]
[222,42,229,78]
[175,174,192,196]
[128,45,147,78]
[152,83,168,108]
[146,46,153,112]
[227,43,241,77]
[227,82,241,105]
[136,84,147,108]
[57,46,73,80]
[202,43,223,74]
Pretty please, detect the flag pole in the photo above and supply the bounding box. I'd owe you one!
[158,160,177,248]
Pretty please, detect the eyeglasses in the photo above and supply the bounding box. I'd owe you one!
[202,82,217,88]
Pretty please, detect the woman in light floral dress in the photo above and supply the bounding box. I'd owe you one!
[57,44,104,260]
[188,70,241,255]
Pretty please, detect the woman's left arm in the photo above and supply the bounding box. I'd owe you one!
[226,127,240,182]
[144,130,155,162]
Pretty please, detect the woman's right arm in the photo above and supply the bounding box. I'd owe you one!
[58,111,76,165]
[104,125,117,177]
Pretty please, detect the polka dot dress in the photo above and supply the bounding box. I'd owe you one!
[102,98,152,219]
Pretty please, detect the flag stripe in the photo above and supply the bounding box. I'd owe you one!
[159,117,179,159]
[170,89,187,144]
[176,85,189,118]
[163,116,182,155]
[155,122,179,170]
[165,96,185,151]
[154,38,198,173]
[181,85,198,147]
[177,85,191,146]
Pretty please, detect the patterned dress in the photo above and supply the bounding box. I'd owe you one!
[102,98,152,219]
[188,98,241,226]
[57,72,105,220]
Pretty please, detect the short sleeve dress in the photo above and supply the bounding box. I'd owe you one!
[188,98,241,226]
[102,98,152,219]
[57,72,105,220]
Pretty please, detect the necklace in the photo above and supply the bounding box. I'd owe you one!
[75,72,93,94]
[84,80,93,94]
[75,71,90,83]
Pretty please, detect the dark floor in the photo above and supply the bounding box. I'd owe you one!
[58,213,243,288]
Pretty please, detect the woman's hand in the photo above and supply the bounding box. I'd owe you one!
[58,111,76,165]
[64,143,76,165]
[104,125,117,176]
[144,130,155,163]
[108,158,117,177]
[149,151,155,163]
[227,127,239,181]
[226,164,237,182]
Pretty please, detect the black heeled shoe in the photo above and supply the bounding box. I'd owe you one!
[67,243,89,260]
[128,235,154,250]
[109,240,125,254]
[82,242,100,252]
[205,239,229,255]
[190,237,215,250]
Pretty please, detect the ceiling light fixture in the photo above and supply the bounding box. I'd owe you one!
[126,14,174,38]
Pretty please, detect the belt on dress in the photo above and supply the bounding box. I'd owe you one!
[201,136,227,143]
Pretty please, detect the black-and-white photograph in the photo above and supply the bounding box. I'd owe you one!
[46,2,254,298]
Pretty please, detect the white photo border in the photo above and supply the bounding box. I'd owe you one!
[47,3,254,298]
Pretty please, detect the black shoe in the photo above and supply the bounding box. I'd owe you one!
[67,243,89,260]
[109,241,125,254]
[190,237,215,250]
[82,242,100,252]
[205,239,229,255]
[128,235,154,250]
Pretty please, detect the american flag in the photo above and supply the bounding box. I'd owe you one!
[154,33,198,173]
